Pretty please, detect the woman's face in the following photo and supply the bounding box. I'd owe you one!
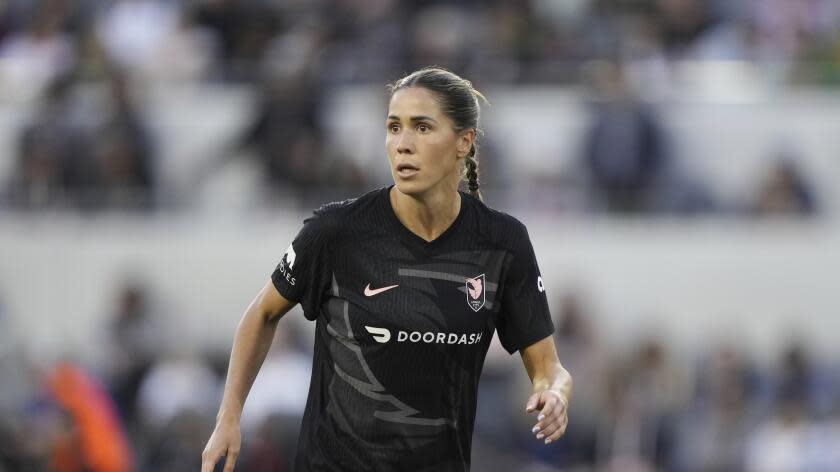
[386,87,473,197]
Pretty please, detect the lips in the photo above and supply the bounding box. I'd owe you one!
[396,162,419,178]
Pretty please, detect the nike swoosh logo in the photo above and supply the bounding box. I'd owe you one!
[364,283,399,297]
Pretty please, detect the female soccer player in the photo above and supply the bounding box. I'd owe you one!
[202,67,572,471]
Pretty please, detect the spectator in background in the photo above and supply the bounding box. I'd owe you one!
[313,0,404,84]
[776,344,817,413]
[596,361,656,471]
[45,361,134,472]
[240,322,311,435]
[239,414,293,472]
[581,60,669,213]
[137,348,220,470]
[145,410,212,472]
[652,0,718,57]
[191,0,280,82]
[595,339,684,470]
[1,394,79,471]
[806,401,840,469]
[409,5,472,73]
[237,70,328,202]
[149,8,215,82]
[744,343,822,471]
[233,62,366,205]
[745,381,811,471]
[95,0,179,76]
[91,71,156,210]
[547,292,606,466]
[0,1,16,45]
[104,281,162,428]
[74,24,113,83]
[751,155,818,217]
[237,322,312,472]
[10,74,93,210]
[0,0,75,99]
[672,345,757,471]
[9,69,156,211]
[95,0,214,82]
[748,0,840,82]
[136,347,221,434]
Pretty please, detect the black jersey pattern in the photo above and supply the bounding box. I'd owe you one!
[271,187,554,471]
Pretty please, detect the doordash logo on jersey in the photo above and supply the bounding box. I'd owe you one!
[365,326,483,345]
[277,243,297,286]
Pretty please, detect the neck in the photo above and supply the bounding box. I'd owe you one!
[390,184,461,242]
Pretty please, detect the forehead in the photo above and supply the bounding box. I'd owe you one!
[387,87,444,119]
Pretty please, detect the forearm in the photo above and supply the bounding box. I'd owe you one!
[521,337,573,400]
[216,304,280,422]
[522,337,572,444]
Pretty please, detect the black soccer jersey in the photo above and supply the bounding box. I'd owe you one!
[271,186,554,471]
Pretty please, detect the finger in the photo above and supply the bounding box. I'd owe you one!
[538,393,557,421]
[533,408,559,433]
[222,449,239,472]
[201,449,220,472]
[530,395,558,433]
[525,393,541,413]
[535,413,561,437]
[536,419,561,439]
[535,399,568,434]
[548,399,566,423]
[545,414,569,444]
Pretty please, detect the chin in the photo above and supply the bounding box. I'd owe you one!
[393,180,426,196]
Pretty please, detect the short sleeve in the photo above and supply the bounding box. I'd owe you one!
[495,225,554,354]
[271,214,332,321]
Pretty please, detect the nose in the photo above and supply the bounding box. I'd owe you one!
[396,130,414,154]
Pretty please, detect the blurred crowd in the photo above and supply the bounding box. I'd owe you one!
[2,281,840,471]
[0,0,829,215]
[0,0,837,88]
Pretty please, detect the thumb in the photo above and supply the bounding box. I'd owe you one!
[525,392,541,413]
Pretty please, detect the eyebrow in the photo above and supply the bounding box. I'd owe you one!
[387,115,438,123]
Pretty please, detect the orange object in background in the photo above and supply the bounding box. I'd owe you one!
[46,362,134,472]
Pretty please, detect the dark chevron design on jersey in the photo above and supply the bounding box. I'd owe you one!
[326,274,455,428]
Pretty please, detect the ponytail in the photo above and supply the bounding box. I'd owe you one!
[464,144,482,201]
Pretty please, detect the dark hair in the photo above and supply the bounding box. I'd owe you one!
[388,67,486,201]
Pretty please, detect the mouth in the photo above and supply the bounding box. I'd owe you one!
[396,162,420,178]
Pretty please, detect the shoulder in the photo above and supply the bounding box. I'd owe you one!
[301,187,386,234]
[462,192,530,251]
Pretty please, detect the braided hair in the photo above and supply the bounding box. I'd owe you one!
[388,67,486,201]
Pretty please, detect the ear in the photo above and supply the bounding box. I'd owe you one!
[456,129,476,159]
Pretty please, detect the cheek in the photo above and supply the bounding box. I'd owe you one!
[385,135,397,158]
[428,138,458,168]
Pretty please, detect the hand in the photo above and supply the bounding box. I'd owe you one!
[526,389,569,445]
[201,417,241,472]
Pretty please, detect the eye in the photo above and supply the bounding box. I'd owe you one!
[388,123,400,133]
[417,123,431,133]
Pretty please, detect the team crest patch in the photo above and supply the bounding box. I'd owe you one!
[465,274,485,312]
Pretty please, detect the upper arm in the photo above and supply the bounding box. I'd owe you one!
[519,335,559,383]
[269,212,333,321]
[253,279,298,323]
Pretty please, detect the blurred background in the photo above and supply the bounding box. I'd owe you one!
[0,0,839,470]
